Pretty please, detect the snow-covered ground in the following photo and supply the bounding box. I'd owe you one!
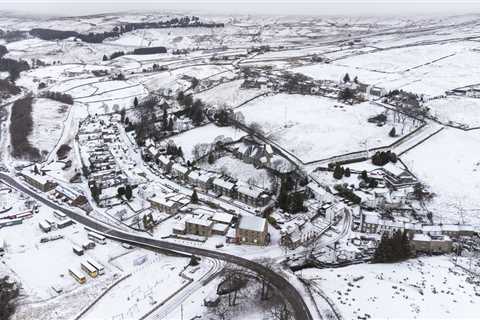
[300,256,480,320]
[402,128,480,224]
[238,94,418,162]
[170,123,246,160]
[427,96,480,128]
[199,155,272,190]
[195,79,264,108]
[29,98,71,157]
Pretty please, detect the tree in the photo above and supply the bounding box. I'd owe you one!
[344,167,351,177]
[373,230,411,263]
[0,276,19,320]
[33,165,39,175]
[207,152,215,164]
[389,127,396,137]
[102,54,108,61]
[133,96,138,107]
[353,75,358,83]
[117,186,125,198]
[343,73,350,83]
[167,117,174,131]
[191,189,199,203]
[333,165,343,179]
[125,185,132,201]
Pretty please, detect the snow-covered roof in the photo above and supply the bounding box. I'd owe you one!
[212,223,229,232]
[238,215,267,232]
[149,195,177,208]
[147,146,158,156]
[157,155,170,165]
[213,178,235,190]
[186,218,213,227]
[172,163,189,174]
[237,184,264,199]
[21,169,52,185]
[211,212,234,224]
[55,185,82,200]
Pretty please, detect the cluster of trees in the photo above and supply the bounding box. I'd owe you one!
[0,79,21,97]
[0,276,19,320]
[117,185,133,200]
[0,30,28,42]
[166,142,183,158]
[412,183,435,202]
[342,73,359,84]
[56,144,71,159]
[9,96,41,160]
[103,51,125,61]
[133,46,167,55]
[142,212,154,230]
[338,87,355,101]
[278,177,306,214]
[90,181,102,203]
[0,57,30,81]
[373,230,411,263]
[332,164,351,179]
[333,184,361,204]
[0,45,7,58]
[30,17,223,45]
[117,16,224,32]
[178,92,205,125]
[371,150,397,166]
[359,170,379,188]
[40,91,74,105]
[30,28,119,44]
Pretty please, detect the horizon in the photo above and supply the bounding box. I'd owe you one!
[2,1,480,18]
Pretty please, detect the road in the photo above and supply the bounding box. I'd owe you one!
[0,173,313,320]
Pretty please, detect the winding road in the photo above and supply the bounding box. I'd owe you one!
[0,172,313,320]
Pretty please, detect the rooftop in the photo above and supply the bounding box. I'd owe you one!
[238,215,267,232]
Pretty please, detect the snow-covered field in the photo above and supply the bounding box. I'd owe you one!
[170,124,246,160]
[238,94,418,162]
[427,96,480,128]
[200,155,272,190]
[301,256,480,320]
[29,98,70,157]
[402,128,480,224]
[195,79,265,108]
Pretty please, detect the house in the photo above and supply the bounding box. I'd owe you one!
[210,212,234,225]
[20,169,57,192]
[157,155,172,172]
[174,117,193,132]
[185,218,213,237]
[171,163,190,181]
[410,234,453,254]
[54,185,87,206]
[212,223,229,235]
[149,195,182,214]
[212,177,236,197]
[187,170,216,190]
[280,219,320,249]
[237,215,269,246]
[236,184,269,207]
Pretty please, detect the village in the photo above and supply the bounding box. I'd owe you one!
[0,9,479,320]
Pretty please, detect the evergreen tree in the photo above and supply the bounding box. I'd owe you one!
[207,152,215,164]
[133,97,138,107]
[117,186,125,197]
[333,165,344,179]
[389,127,396,137]
[343,73,350,83]
[125,185,132,201]
[162,109,168,131]
[102,54,108,61]
[278,178,290,211]
[191,189,199,203]
[353,76,358,83]
[344,167,351,177]
[33,165,39,175]
[167,117,174,131]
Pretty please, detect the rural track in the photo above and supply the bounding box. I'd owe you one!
[0,173,314,320]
